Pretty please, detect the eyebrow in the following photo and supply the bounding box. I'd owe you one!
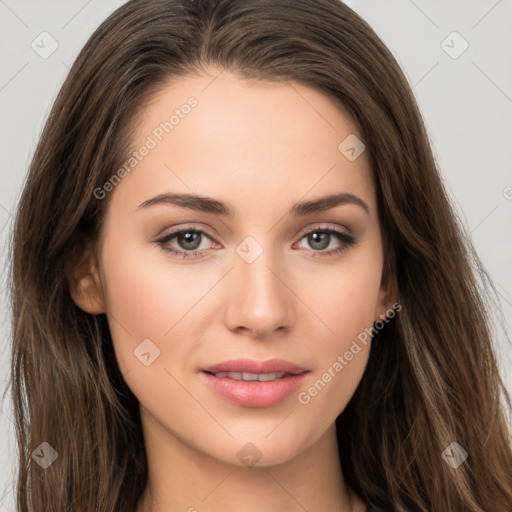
[137,192,370,216]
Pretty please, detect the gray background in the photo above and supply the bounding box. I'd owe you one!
[1,0,511,509]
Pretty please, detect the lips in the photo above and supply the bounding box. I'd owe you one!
[200,358,309,408]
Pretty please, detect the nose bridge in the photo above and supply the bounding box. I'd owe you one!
[226,233,292,335]
[236,233,283,302]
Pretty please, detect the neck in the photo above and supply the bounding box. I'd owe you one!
[135,408,364,512]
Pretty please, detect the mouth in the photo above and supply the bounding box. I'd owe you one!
[199,358,309,408]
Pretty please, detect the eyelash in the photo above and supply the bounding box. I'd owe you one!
[155,224,357,260]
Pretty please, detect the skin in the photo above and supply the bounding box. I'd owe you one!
[69,66,397,512]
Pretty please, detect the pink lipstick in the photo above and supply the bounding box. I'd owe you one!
[200,358,309,408]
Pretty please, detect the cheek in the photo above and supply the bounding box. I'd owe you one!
[98,233,191,379]
[98,229,225,392]
[301,248,382,405]
[100,234,205,339]
[296,274,379,426]
[312,254,383,345]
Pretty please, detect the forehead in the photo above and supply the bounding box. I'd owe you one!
[136,69,365,156]
[109,69,376,219]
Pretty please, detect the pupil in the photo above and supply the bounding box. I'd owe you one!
[180,231,201,250]
[310,232,329,250]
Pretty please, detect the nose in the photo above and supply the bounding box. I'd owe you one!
[222,248,293,339]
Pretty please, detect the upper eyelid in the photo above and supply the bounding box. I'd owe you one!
[301,224,350,236]
[157,225,216,243]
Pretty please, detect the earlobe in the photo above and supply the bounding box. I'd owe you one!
[66,246,106,315]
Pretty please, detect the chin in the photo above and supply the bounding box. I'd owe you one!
[206,431,312,469]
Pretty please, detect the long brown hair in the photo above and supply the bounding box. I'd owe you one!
[8,0,512,510]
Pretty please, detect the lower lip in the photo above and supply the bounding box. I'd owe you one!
[200,371,308,408]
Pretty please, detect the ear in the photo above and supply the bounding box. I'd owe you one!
[374,261,398,322]
[66,243,106,315]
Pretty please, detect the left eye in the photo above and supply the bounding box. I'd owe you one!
[156,226,356,259]
[296,228,355,253]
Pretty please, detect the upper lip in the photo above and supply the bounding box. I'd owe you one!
[201,358,308,375]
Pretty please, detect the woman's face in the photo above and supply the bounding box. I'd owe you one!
[78,68,395,467]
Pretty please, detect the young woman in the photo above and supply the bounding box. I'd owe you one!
[8,0,512,511]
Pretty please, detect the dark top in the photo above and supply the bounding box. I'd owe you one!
[367,505,389,512]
